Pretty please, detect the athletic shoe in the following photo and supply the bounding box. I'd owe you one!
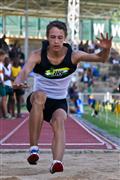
[3,113,11,119]
[27,146,39,165]
[11,115,16,120]
[50,160,64,174]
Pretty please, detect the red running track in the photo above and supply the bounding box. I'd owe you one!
[0,113,118,150]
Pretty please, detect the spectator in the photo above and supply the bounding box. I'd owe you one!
[78,41,84,51]
[81,68,93,93]
[0,34,9,53]
[11,58,25,117]
[0,49,9,118]
[112,84,120,93]
[3,56,15,118]
[83,40,89,52]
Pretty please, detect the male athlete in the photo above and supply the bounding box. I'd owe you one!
[13,20,112,173]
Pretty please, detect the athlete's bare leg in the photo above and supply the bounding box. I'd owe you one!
[29,91,47,146]
[50,109,67,161]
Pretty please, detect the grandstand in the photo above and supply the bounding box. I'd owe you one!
[0,1,120,73]
[0,1,119,128]
[0,0,120,121]
[0,1,120,179]
[0,1,119,97]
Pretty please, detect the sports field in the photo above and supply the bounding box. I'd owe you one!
[0,1,120,179]
[0,114,120,180]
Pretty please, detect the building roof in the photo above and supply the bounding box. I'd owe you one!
[0,0,120,19]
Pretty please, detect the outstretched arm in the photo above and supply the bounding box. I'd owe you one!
[73,33,113,64]
[13,50,41,88]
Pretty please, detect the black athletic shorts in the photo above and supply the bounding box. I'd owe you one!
[26,93,68,122]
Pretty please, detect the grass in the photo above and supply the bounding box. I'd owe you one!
[83,105,120,138]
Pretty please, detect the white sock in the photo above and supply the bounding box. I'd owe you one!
[30,145,39,151]
[53,160,62,164]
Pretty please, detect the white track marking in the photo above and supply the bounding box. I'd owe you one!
[71,116,105,144]
[71,115,119,149]
[1,115,105,147]
[0,117,28,145]
[1,143,104,146]
[0,115,119,150]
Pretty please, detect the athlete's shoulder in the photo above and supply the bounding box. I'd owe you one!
[29,48,41,63]
[72,50,87,64]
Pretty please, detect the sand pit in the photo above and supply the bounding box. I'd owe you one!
[0,150,120,180]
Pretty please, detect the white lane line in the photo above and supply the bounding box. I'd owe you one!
[71,116,105,144]
[1,143,104,146]
[0,117,28,145]
[1,115,118,150]
[71,115,119,149]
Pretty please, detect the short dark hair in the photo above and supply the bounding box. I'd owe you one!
[46,20,67,37]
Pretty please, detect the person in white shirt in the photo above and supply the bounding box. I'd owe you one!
[3,56,15,118]
[0,49,8,118]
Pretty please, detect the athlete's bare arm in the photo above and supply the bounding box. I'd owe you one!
[13,49,41,88]
[72,33,113,64]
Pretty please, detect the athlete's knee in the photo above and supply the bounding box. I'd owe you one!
[52,110,67,123]
[54,116,65,124]
[31,91,47,107]
[51,116,65,132]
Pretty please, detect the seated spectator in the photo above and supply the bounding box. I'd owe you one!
[78,41,84,51]
[113,84,120,93]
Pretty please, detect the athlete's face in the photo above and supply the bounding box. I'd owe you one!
[47,27,66,51]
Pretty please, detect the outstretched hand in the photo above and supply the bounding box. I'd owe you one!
[12,82,29,89]
[96,33,113,49]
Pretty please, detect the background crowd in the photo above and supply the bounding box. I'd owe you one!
[0,34,120,119]
[0,34,25,119]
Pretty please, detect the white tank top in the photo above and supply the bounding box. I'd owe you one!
[33,73,75,99]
